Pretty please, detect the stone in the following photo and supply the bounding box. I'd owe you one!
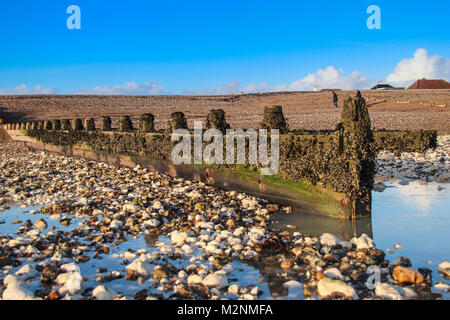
[393,266,416,284]
[203,272,228,289]
[15,264,38,279]
[34,218,48,230]
[228,284,239,295]
[393,242,403,249]
[93,285,115,300]
[281,259,293,270]
[317,278,358,299]
[171,231,188,244]
[438,262,450,279]
[351,233,374,249]
[375,283,403,300]
[320,233,340,247]
[152,267,168,279]
[187,274,203,285]
[126,258,153,277]
[58,272,83,295]
[373,182,387,192]
[283,280,302,289]
[324,268,343,280]
[393,256,412,267]
[2,283,38,300]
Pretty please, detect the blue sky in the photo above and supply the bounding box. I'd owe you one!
[0,0,449,94]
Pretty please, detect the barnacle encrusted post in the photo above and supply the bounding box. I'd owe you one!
[52,120,61,131]
[100,116,112,131]
[167,112,188,133]
[140,113,155,133]
[336,98,376,219]
[260,105,288,134]
[85,118,96,131]
[61,119,71,131]
[72,119,84,131]
[119,116,133,132]
[205,109,230,134]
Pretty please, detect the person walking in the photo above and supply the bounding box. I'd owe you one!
[332,91,338,108]
[356,90,362,100]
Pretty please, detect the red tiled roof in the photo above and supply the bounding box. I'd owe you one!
[407,79,450,89]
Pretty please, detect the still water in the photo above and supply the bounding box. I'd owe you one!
[273,180,450,298]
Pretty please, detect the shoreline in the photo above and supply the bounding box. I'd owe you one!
[0,137,449,300]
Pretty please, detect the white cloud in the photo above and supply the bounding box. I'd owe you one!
[0,84,57,95]
[184,80,287,95]
[244,82,287,93]
[183,80,241,95]
[289,66,373,91]
[386,48,450,86]
[74,81,164,95]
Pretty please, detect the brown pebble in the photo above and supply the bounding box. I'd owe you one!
[281,259,293,270]
[48,291,60,300]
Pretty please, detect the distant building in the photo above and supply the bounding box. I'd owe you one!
[407,78,450,89]
[313,86,319,92]
[371,81,404,90]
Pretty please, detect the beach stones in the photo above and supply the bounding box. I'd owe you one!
[317,278,358,299]
[438,262,450,279]
[393,266,423,284]
[33,218,48,230]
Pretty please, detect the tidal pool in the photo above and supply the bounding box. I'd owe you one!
[0,181,448,300]
[272,180,450,299]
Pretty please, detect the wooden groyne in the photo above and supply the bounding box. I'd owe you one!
[1,98,437,220]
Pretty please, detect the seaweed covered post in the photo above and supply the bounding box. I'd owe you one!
[205,109,230,134]
[260,105,288,134]
[337,98,376,219]
[32,122,39,130]
[61,119,71,131]
[72,119,84,131]
[44,121,53,131]
[139,113,155,133]
[52,120,61,131]
[85,118,96,131]
[119,116,133,132]
[167,112,188,133]
[100,116,112,131]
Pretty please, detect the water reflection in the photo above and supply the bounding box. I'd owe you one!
[267,181,450,299]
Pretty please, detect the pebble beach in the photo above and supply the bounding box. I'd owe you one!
[0,137,449,301]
